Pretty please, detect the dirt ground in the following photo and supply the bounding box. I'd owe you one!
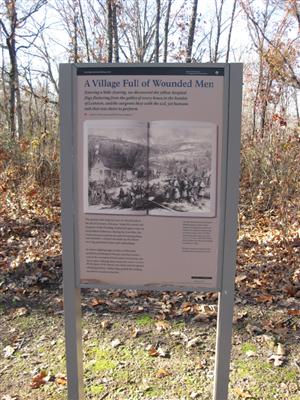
[0,258,299,400]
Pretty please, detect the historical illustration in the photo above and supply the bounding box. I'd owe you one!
[148,121,217,217]
[84,120,217,217]
[85,120,148,215]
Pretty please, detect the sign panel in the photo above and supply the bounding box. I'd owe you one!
[75,65,227,290]
[60,63,243,400]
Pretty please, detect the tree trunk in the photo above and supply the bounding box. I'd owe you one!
[213,0,225,62]
[293,88,300,126]
[73,12,79,63]
[1,34,9,129]
[225,0,237,63]
[107,0,113,62]
[186,0,198,63]
[112,2,119,62]
[260,75,273,137]
[15,69,23,137]
[78,0,90,62]
[155,0,161,62]
[163,0,172,63]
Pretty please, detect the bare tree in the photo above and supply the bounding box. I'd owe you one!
[240,0,300,89]
[0,0,47,138]
[212,0,225,62]
[239,0,300,137]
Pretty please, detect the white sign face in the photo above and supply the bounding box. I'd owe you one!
[75,66,225,290]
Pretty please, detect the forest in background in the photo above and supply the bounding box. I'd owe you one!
[0,0,299,278]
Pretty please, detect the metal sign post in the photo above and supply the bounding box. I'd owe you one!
[214,64,243,399]
[59,63,243,400]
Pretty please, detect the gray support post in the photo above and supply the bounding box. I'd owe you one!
[213,64,243,400]
[60,64,84,400]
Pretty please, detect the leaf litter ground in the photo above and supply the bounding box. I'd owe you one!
[0,182,299,399]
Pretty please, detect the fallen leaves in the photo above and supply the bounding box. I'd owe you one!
[268,354,286,367]
[233,387,253,398]
[276,343,286,356]
[130,327,141,338]
[90,298,105,307]
[186,337,202,349]
[287,309,300,316]
[3,345,15,359]
[12,307,29,318]
[155,320,170,332]
[30,370,49,389]
[246,324,264,335]
[155,368,171,378]
[110,338,122,348]
[100,320,112,330]
[255,294,274,303]
[0,149,299,400]
[55,373,67,385]
[147,345,170,358]
[195,358,207,369]
[30,371,67,389]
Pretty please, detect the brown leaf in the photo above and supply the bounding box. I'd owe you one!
[155,368,171,378]
[283,285,298,297]
[90,298,105,307]
[148,346,159,357]
[130,306,144,313]
[287,309,300,316]
[26,188,38,198]
[233,388,253,398]
[130,327,142,338]
[30,370,48,389]
[155,320,170,332]
[55,374,67,385]
[196,359,207,369]
[255,294,274,303]
[192,312,209,322]
[100,320,112,330]
[182,302,192,313]
[13,307,29,318]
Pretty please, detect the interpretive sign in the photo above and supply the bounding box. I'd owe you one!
[75,66,228,290]
[60,63,243,400]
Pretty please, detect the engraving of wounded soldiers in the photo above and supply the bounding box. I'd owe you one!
[116,174,211,210]
[88,172,211,211]
[117,182,147,209]
[148,175,210,208]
